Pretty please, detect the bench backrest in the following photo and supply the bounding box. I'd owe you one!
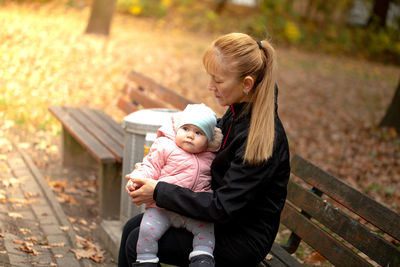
[117,70,193,114]
[281,154,400,266]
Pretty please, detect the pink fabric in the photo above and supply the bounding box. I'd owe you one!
[130,115,214,193]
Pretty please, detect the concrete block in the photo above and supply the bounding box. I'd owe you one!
[41,224,63,236]
[7,252,28,267]
[38,214,59,226]
[98,220,122,261]
[55,253,81,267]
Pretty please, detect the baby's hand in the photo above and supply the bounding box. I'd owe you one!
[125,178,138,193]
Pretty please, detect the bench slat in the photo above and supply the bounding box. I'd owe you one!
[281,202,372,267]
[126,84,166,109]
[128,70,193,110]
[291,154,400,241]
[287,180,400,266]
[80,107,124,144]
[265,243,302,267]
[67,108,123,163]
[48,106,115,163]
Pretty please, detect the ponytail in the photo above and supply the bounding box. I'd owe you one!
[245,40,276,164]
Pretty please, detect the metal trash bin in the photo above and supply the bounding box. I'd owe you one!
[120,108,178,223]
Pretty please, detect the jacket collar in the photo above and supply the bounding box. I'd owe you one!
[230,102,249,118]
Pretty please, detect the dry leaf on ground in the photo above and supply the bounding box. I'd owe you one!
[8,212,23,219]
[24,192,40,198]
[16,244,39,255]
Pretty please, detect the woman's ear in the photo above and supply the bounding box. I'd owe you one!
[243,76,255,94]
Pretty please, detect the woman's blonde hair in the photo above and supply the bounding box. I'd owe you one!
[203,33,277,164]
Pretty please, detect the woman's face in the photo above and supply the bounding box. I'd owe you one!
[207,66,246,107]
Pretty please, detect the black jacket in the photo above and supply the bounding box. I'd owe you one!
[154,93,290,262]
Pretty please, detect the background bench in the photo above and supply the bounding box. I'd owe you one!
[117,70,193,114]
[262,154,400,267]
[49,71,192,219]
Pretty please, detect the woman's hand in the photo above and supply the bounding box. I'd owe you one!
[128,177,158,206]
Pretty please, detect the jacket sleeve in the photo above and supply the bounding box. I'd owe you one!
[130,137,168,180]
[154,145,283,223]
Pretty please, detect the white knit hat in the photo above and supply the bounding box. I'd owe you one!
[177,104,217,141]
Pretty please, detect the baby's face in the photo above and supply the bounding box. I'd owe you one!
[176,124,208,154]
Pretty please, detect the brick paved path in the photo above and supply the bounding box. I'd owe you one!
[0,140,85,267]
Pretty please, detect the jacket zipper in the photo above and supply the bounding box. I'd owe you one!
[222,105,235,149]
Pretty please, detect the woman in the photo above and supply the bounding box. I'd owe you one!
[119,32,290,267]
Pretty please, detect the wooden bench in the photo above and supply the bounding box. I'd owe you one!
[49,71,192,219]
[117,70,193,114]
[261,154,400,267]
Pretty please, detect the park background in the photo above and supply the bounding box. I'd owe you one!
[0,0,399,265]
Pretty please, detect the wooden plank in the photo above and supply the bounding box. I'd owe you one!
[48,106,115,163]
[287,180,400,267]
[117,97,138,114]
[80,107,124,145]
[280,203,372,267]
[128,70,193,110]
[126,84,167,109]
[68,108,123,162]
[290,154,400,241]
[267,243,303,267]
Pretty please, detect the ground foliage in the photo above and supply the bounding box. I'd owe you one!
[117,0,400,66]
[0,1,399,265]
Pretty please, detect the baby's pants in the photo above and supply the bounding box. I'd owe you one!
[136,207,215,263]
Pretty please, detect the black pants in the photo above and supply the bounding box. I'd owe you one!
[118,213,263,267]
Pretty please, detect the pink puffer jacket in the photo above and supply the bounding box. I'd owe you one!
[130,115,220,193]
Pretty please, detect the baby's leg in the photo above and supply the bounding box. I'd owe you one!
[136,208,170,263]
[185,218,215,260]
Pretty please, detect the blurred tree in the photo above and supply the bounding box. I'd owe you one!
[215,0,228,14]
[368,0,391,27]
[380,79,400,132]
[85,0,117,35]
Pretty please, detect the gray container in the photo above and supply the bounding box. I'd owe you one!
[120,108,178,223]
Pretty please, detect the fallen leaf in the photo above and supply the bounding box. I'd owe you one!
[8,212,23,219]
[49,242,65,247]
[19,228,31,235]
[13,239,25,245]
[0,233,4,238]
[54,254,63,258]
[47,180,66,192]
[305,251,327,265]
[59,226,69,231]
[2,178,20,187]
[16,245,39,255]
[18,143,30,149]
[25,236,38,244]
[56,193,77,204]
[79,219,88,225]
[9,198,38,205]
[24,192,40,198]
[68,217,77,223]
[71,248,96,259]
[0,193,6,203]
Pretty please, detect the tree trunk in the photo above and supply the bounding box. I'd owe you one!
[380,79,400,133]
[85,0,117,36]
[215,0,228,14]
[368,0,391,27]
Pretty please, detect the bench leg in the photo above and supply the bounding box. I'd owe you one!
[99,162,122,219]
[61,127,97,169]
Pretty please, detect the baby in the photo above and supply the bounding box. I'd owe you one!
[127,103,222,266]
